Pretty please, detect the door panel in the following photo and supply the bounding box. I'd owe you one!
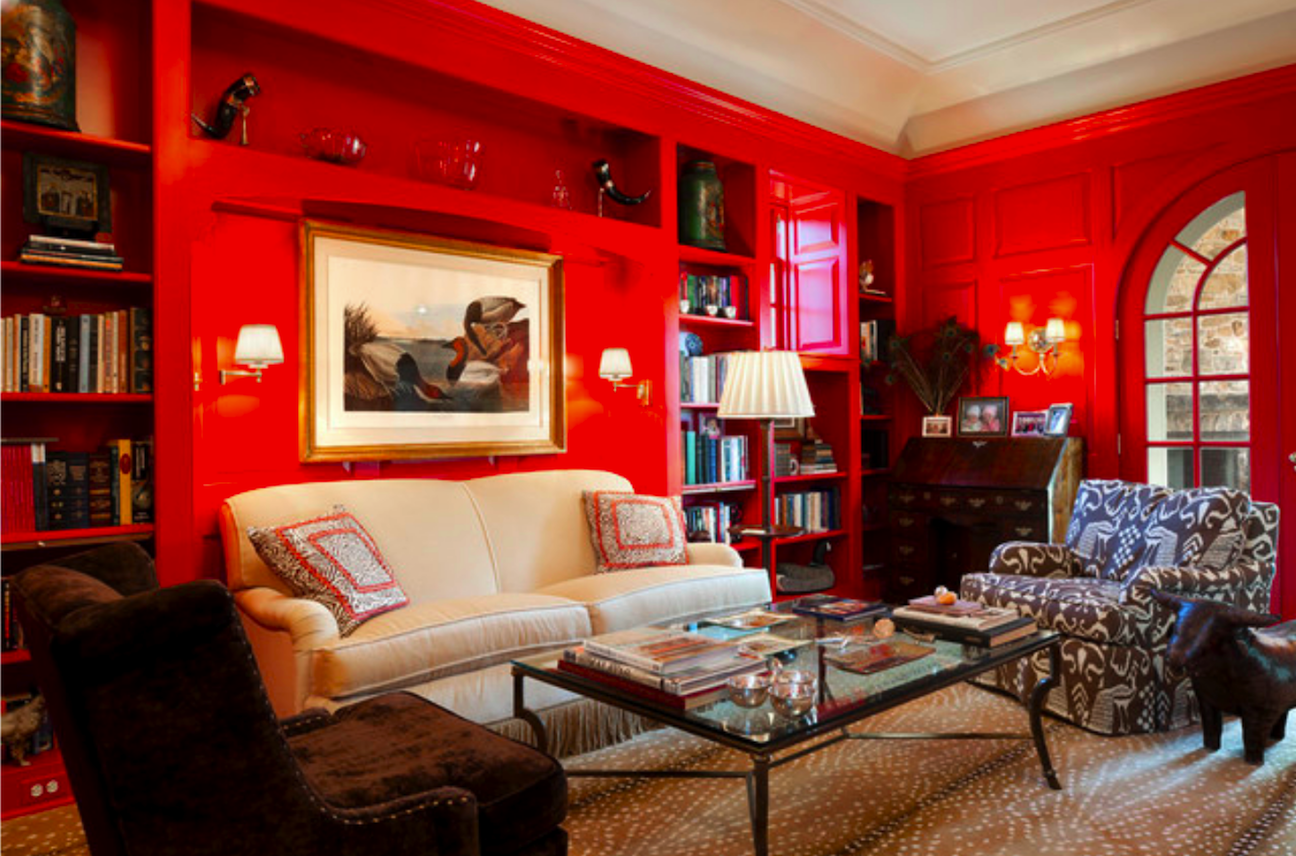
[786,190,849,355]
[792,258,843,353]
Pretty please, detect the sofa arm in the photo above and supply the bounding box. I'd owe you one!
[235,587,339,715]
[685,542,743,568]
[988,542,1082,578]
[1120,555,1265,605]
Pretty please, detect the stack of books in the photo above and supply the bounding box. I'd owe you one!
[891,596,1037,647]
[558,627,766,710]
[19,235,124,271]
[798,436,836,474]
[775,488,840,532]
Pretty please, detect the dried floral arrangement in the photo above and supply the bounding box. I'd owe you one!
[884,318,979,415]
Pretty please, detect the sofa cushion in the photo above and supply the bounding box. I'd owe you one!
[465,469,634,593]
[537,564,772,634]
[1064,480,1173,580]
[311,593,591,701]
[582,491,688,573]
[248,510,409,636]
[1134,488,1249,576]
[961,572,1167,647]
[290,692,567,856]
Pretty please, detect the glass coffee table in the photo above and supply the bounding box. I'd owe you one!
[511,609,1061,856]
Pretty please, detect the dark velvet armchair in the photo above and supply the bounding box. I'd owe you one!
[13,543,568,856]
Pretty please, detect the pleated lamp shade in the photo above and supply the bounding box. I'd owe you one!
[717,351,815,419]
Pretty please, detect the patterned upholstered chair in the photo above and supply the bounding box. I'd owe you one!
[961,479,1279,735]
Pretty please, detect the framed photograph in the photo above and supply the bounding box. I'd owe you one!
[23,153,112,236]
[956,396,1009,436]
[301,221,565,462]
[921,415,952,437]
[1010,410,1048,437]
[1045,403,1074,436]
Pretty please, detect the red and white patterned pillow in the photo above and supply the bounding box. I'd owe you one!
[248,509,408,636]
[582,491,688,573]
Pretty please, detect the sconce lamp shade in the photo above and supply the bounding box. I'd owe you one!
[234,324,284,368]
[1003,322,1026,347]
[1044,317,1066,343]
[598,347,633,381]
[717,351,815,419]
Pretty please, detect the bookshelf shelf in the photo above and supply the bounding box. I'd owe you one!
[859,292,893,305]
[678,314,756,330]
[678,244,756,267]
[0,120,151,168]
[773,472,846,485]
[859,414,891,422]
[1,650,31,666]
[775,528,847,547]
[681,480,757,495]
[1,524,155,552]
[0,262,153,288]
[860,468,893,478]
[1,393,153,404]
[680,402,720,410]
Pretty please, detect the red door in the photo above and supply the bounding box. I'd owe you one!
[1119,154,1293,616]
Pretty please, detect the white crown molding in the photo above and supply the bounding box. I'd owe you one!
[776,0,1160,70]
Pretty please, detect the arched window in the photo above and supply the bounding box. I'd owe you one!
[1142,192,1249,491]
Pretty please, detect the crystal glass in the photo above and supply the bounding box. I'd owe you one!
[415,138,483,189]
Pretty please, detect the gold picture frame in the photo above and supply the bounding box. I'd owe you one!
[301,221,565,462]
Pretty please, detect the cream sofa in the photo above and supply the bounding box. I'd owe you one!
[220,469,770,754]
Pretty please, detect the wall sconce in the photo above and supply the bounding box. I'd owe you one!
[220,324,284,383]
[993,318,1066,377]
[598,347,651,406]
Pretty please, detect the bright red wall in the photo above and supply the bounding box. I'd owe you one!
[905,66,1296,614]
[156,0,904,581]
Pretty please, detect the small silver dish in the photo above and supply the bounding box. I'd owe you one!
[727,673,771,708]
[769,680,816,717]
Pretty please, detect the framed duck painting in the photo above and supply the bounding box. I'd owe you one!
[300,221,565,461]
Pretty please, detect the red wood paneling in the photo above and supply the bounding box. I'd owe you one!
[919,198,975,268]
[993,173,1092,257]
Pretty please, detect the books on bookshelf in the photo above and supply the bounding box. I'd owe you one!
[2,308,151,393]
[890,605,1038,647]
[682,426,748,486]
[798,436,836,474]
[680,352,736,404]
[775,488,840,532]
[859,318,895,364]
[791,595,886,622]
[679,271,745,319]
[19,235,124,271]
[684,501,741,544]
[0,437,153,534]
[2,577,25,653]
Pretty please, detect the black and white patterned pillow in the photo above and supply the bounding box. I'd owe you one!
[1065,480,1172,581]
[248,509,408,636]
[1243,502,1280,566]
[1134,488,1250,577]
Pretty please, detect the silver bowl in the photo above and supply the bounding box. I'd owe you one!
[727,673,771,708]
[769,681,816,718]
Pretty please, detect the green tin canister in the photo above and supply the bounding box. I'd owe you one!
[1,0,79,132]
[679,160,726,250]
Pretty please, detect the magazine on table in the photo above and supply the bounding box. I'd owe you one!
[824,639,935,675]
[891,604,1023,631]
[701,609,799,632]
[581,627,741,675]
[791,595,888,622]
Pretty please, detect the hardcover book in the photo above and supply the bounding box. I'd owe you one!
[582,627,740,676]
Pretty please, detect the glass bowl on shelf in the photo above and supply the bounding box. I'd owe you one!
[299,128,367,165]
[414,138,483,189]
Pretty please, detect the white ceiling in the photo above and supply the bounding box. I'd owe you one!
[473,0,1296,156]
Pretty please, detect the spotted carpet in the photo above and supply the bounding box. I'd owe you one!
[3,683,1293,856]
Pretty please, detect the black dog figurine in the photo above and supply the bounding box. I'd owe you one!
[1154,590,1296,764]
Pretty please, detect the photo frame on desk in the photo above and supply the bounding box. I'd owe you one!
[1011,410,1048,437]
[956,396,1008,437]
[921,416,952,437]
[1044,403,1074,436]
[300,221,565,462]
